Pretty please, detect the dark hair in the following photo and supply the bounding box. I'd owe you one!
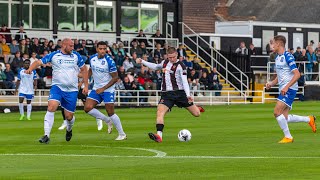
[97,41,107,47]
[167,47,176,54]
[274,35,286,46]
[24,59,31,63]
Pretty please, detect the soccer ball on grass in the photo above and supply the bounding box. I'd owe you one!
[178,129,191,142]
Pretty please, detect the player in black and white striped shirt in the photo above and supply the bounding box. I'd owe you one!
[136,47,204,143]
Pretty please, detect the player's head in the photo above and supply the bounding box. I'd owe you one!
[96,41,107,57]
[61,38,74,54]
[23,59,31,69]
[273,35,286,52]
[167,47,178,63]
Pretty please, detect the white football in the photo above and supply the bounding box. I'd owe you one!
[178,129,192,142]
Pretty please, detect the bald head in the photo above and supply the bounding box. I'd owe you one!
[61,38,74,54]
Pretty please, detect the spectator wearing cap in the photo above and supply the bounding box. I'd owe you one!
[0,24,11,43]
[293,47,302,60]
[14,26,27,42]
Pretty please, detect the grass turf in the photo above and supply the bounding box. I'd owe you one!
[1,101,320,179]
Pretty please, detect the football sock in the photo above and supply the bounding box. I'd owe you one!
[61,107,65,120]
[156,124,164,138]
[27,104,32,118]
[287,114,310,123]
[66,116,75,132]
[44,111,55,137]
[87,108,111,123]
[19,103,24,116]
[63,120,67,126]
[110,114,125,135]
[276,114,292,139]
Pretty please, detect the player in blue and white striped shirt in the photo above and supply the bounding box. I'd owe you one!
[266,35,316,144]
[15,59,37,121]
[26,38,88,144]
[84,41,126,141]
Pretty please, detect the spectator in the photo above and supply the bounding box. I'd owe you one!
[151,69,162,90]
[31,38,42,55]
[111,43,119,58]
[0,38,11,63]
[40,39,51,54]
[306,46,316,81]
[135,29,148,46]
[208,67,222,96]
[0,24,11,43]
[19,39,29,55]
[199,72,209,90]
[140,41,148,55]
[188,69,200,94]
[123,55,134,72]
[115,78,130,103]
[9,39,19,55]
[177,44,187,58]
[130,41,143,57]
[118,66,126,81]
[29,52,39,65]
[78,41,89,62]
[48,40,55,52]
[248,43,256,55]
[150,29,165,46]
[118,42,126,56]
[297,49,307,72]
[293,46,302,60]
[123,76,134,102]
[10,51,23,74]
[297,72,305,101]
[116,51,125,67]
[132,75,148,102]
[163,43,169,54]
[288,48,294,54]
[235,41,248,55]
[3,63,15,92]
[131,52,142,74]
[266,39,274,55]
[14,26,27,42]
[22,53,29,61]
[54,39,62,51]
[152,43,164,59]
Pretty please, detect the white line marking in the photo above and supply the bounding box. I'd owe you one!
[0,154,319,159]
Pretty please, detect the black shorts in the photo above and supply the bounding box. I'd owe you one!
[159,90,193,110]
[78,88,87,103]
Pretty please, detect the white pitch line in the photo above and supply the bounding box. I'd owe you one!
[0,154,320,159]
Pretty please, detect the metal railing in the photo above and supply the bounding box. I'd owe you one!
[178,22,249,93]
[166,22,173,39]
[0,89,286,107]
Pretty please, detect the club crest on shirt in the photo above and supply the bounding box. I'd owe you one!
[101,61,105,65]
[280,57,284,62]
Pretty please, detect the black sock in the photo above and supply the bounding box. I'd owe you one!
[61,107,65,120]
[156,124,164,132]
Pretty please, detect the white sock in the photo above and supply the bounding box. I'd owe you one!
[44,111,55,137]
[66,116,75,132]
[87,108,111,123]
[19,103,24,116]
[27,104,32,118]
[110,114,125,135]
[276,114,292,139]
[63,120,67,126]
[157,131,163,138]
[288,114,310,123]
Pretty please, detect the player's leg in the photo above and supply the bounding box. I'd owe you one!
[287,113,316,133]
[186,105,201,117]
[81,93,103,131]
[84,91,112,131]
[18,94,25,120]
[61,90,79,142]
[25,94,34,120]
[105,102,126,140]
[274,101,293,143]
[58,107,67,130]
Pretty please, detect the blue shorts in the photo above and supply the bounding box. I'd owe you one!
[48,85,78,113]
[87,90,115,104]
[277,88,297,109]
[19,93,34,100]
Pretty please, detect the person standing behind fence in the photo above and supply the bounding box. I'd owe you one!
[306,46,316,81]
[235,42,248,55]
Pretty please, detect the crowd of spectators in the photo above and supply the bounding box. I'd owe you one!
[0,26,223,99]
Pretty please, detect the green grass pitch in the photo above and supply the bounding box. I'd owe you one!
[1,102,320,179]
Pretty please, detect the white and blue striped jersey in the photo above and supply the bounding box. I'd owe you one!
[17,68,37,95]
[41,50,85,92]
[275,51,298,91]
[89,54,117,92]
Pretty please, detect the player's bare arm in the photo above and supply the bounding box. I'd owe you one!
[136,58,163,70]
[80,65,89,95]
[15,80,20,95]
[96,72,119,94]
[281,69,300,95]
[33,79,38,91]
[266,76,278,90]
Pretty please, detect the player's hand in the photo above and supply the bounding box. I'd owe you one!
[14,89,18,95]
[265,82,272,90]
[82,86,88,95]
[136,58,142,64]
[24,69,32,74]
[96,87,105,94]
[281,86,289,95]
[187,96,194,103]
